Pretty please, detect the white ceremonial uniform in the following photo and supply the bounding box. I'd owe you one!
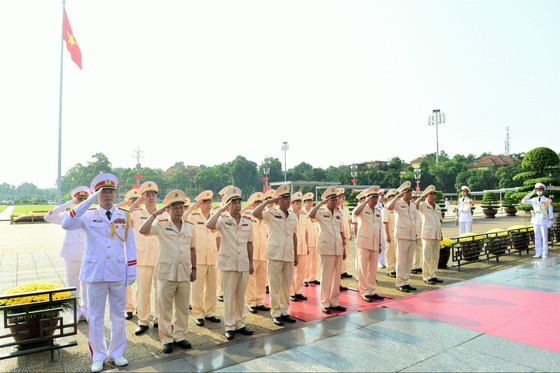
[522,193,554,257]
[314,207,344,308]
[457,196,473,234]
[147,217,195,344]
[131,207,162,326]
[262,208,297,318]
[44,201,88,319]
[62,201,136,363]
[187,211,219,320]
[245,212,268,308]
[392,199,417,287]
[304,215,319,283]
[382,208,396,274]
[339,205,352,274]
[355,205,382,297]
[290,209,308,297]
[213,213,253,332]
[417,201,442,280]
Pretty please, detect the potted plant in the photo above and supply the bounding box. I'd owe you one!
[501,191,518,216]
[438,237,453,269]
[485,228,508,256]
[481,191,499,218]
[0,282,74,350]
[516,203,533,221]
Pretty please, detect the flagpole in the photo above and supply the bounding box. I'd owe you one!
[56,0,66,204]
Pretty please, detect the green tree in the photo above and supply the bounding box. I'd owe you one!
[230,156,259,197]
[522,147,559,175]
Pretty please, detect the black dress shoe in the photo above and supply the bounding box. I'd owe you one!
[125,312,133,320]
[398,286,410,293]
[135,325,149,336]
[387,272,397,278]
[405,284,417,291]
[217,295,224,302]
[310,280,321,285]
[236,327,254,335]
[153,323,158,328]
[225,330,235,340]
[411,268,422,274]
[256,305,270,311]
[289,295,298,301]
[273,316,284,326]
[281,314,296,323]
[424,279,436,285]
[174,339,192,349]
[370,293,384,300]
[362,295,373,302]
[321,307,331,314]
[162,343,173,353]
[340,285,348,291]
[329,305,347,312]
[205,316,221,323]
[189,304,192,310]
[195,318,205,326]
[295,294,307,300]
[432,277,444,283]
[265,285,269,294]
[248,306,258,314]
[341,272,353,278]
[304,281,309,287]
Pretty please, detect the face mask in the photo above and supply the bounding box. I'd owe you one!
[536,191,544,196]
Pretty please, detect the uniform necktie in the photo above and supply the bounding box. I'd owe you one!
[106,210,112,220]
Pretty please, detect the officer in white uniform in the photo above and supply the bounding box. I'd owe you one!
[62,173,136,373]
[415,185,444,284]
[522,182,554,258]
[44,185,90,321]
[457,185,474,234]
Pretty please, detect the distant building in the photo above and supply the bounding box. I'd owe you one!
[363,161,388,170]
[467,155,517,171]
[410,157,424,169]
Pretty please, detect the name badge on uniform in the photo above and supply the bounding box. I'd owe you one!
[93,219,102,223]
[225,222,232,226]
[141,216,148,220]
[165,227,174,231]
[197,222,205,225]
[274,215,282,219]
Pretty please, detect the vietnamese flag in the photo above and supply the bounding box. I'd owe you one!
[63,8,82,69]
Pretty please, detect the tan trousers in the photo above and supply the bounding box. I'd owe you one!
[412,238,423,270]
[341,232,350,274]
[221,270,248,331]
[358,248,379,296]
[216,269,223,297]
[396,239,415,287]
[191,264,217,320]
[422,239,440,281]
[290,254,307,296]
[305,245,318,282]
[319,254,342,308]
[125,284,135,313]
[384,239,396,273]
[157,279,190,344]
[268,259,293,317]
[137,265,158,326]
[246,260,267,307]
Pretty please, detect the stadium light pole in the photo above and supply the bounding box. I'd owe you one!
[281,141,289,181]
[428,109,445,163]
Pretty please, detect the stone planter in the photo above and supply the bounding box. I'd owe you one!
[438,247,451,269]
[9,312,60,350]
[503,207,517,216]
[518,210,532,222]
[482,208,498,218]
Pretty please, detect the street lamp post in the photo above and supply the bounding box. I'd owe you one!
[281,141,289,181]
[428,109,445,163]
[414,166,421,192]
[350,163,358,192]
[262,158,270,193]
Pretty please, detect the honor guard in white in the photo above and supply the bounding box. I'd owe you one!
[62,173,136,373]
[130,181,162,335]
[207,187,255,341]
[337,188,353,282]
[522,182,554,258]
[309,186,347,314]
[410,191,423,275]
[353,186,385,301]
[382,189,398,278]
[289,191,309,302]
[252,184,298,326]
[303,192,320,286]
[44,185,90,322]
[457,185,474,234]
[415,185,444,284]
[386,181,418,293]
[139,190,196,353]
[243,192,271,314]
[184,190,222,327]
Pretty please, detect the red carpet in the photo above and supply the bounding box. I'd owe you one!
[385,281,560,352]
[264,283,391,322]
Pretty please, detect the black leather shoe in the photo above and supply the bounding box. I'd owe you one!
[321,307,331,314]
[217,295,224,302]
[248,306,258,314]
[424,279,436,285]
[432,277,444,283]
[195,318,205,326]
[236,327,254,335]
[341,272,353,278]
[289,295,298,301]
[387,272,396,278]
[310,280,320,285]
[135,325,149,336]
[225,330,235,340]
[125,312,133,320]
[189,304,192,310]
[256,305,270,311]
[266,285,269,294]
[362,295,373,302]
[162,343,173,353]
[295,294,307,300]
[405,285,417,291]
[205,316,221,323]
[340,285,348,291]
[281,314,296,323]
[304,281,309,287]
[330,305,347,312]
[411,268,422,274]
[273,316,284,326]
[174,339,192,349]
[370,293,384,300]
[398,286,410,293]
[153,323,158,328]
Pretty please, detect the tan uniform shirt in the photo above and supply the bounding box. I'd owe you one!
[213,214,253,272]
[418,201,442,240]
[293,210,308,255]
[392,199,417,241]
[262,208,298,262]
[244,212,268,261]
[303,211,318,249]
[314,207,344,256]
[132,207,162,266]
[382,208,395,237]
[355,204,382,251]
[187,211,218,265]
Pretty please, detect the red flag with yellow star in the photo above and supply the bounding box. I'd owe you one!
[63,8,82,69]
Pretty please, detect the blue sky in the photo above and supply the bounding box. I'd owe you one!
[1,0,559,188]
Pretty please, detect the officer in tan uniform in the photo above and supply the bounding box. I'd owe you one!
[352,189,367,276]
[207,187,254,341]
[252,184,298,326]
[410,191,423,275]
[184,190,221,327]
[303,192,320,287]
[242,192,271,314]
[382,189,397,278]
[337,188,353,281]
[376,190,387,269]
[386,181,418,293]
[352,186,384,302]
[309,186,347,314]
[415,185,444,284]
[139,190,196,354]
[214,185,233,302]
[289,191,308,301]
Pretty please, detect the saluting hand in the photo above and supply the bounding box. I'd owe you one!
[153,206,167,217]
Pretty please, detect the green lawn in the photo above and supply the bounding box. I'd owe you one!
[11,205,55,216]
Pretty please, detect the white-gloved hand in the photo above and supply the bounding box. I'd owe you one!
[127,276,136,285]
[547,221,553,229]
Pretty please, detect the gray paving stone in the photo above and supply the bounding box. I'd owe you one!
[214,349,336,372]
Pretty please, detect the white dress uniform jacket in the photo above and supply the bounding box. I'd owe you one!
[45,200,87,261]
